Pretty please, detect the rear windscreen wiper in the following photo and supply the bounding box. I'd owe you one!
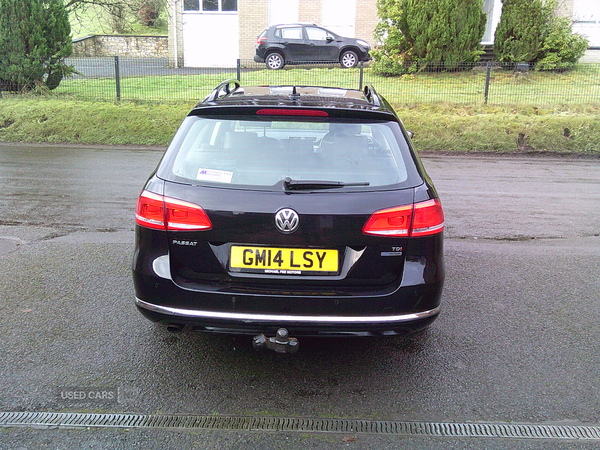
[283,177,370,191]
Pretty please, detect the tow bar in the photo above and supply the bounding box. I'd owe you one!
[253,328,299,354]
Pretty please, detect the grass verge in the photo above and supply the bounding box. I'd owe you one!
[0,98,599,155]
[0,99,191,146]
[402,103,600,155]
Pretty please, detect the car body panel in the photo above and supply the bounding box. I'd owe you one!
[304,26,339,61]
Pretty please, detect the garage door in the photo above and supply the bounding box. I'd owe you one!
[183,13,239,67]
[322,0,355,38]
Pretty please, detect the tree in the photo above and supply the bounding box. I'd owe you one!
[0,0,74,91]
[138,0,163,27]
[66,0,165,34]
[494,0,588,70]
[493,0,547,63]
[372,0,487,75]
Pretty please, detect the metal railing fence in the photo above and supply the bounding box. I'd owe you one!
[2,57,599,106]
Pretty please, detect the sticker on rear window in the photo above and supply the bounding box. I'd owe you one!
[196,168,233,183]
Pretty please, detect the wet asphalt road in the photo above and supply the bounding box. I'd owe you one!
[0,144,599,449]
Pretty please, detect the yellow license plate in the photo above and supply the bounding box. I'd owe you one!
[230,246,338,275]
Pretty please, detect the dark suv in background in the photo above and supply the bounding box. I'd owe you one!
[133,80,444,352]
[254,23,371,69]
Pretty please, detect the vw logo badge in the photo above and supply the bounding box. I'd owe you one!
[275,208,299,234]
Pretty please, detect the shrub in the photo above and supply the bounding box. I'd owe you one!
[0,0,74,92]
[372,0,486,76]
[494,0,588,71]
[536,17,588,71]
[372,0,409,76]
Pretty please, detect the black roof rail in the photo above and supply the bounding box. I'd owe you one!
[204,79,241,103]
[363,84,380,107]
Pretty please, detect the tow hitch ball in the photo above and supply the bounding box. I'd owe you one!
[253,328,299,354]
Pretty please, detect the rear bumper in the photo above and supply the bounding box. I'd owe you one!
[132,216,444,336]
[135,297,440,336]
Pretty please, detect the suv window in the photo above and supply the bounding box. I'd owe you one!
[305,27,332,41]
[163,117,420,190]
[278,27,303,40]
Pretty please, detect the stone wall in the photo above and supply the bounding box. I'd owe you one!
[72,35,168,58]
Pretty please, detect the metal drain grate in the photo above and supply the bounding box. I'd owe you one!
[1,412,600,441]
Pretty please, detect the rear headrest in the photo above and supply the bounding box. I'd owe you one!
[223,132,258,150]
[328,123,361,136]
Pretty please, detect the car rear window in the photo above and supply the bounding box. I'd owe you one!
[158,116,422,190]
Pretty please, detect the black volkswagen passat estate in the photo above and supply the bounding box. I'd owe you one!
[133,80,444,342]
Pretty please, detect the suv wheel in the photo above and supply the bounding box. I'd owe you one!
[340,50,358,68]
[266,52,285,70]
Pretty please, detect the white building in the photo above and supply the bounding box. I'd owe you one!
[168,0,599,68]
[572,0,600,46]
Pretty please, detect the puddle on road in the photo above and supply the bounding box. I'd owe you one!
[0,237,24,255]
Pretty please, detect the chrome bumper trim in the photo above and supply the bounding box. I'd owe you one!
[135,297,440,324]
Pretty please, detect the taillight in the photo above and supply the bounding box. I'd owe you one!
[136,191,165,230]
[165,197,212,231]
[411,199,444,236]
[362,199,444,238]
[257,36,267,44]
[135,190,212,231]
[362,204,412,237]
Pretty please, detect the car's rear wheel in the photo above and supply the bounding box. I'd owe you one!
[266,52,285,70]
[340,50,358,68]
